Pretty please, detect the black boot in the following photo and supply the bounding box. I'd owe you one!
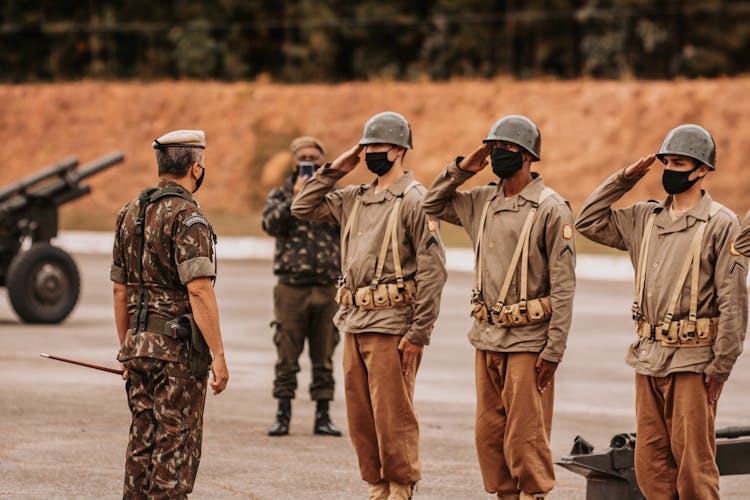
[314,400,342,436]
[268,398,291,436]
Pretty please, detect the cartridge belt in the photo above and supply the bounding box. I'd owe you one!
[129,315,188,339]
[636,317,717,347]
[335,279,417,311]
[471,296,552,327]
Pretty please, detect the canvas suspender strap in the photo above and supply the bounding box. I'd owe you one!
[658,201,722,337]
[632,212,657,320]
[471,199,493,300]
[339,194,362,272]
[492,187,555,309]
[370,180,420,290]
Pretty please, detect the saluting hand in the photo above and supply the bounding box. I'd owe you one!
[331,144,365,173]
[398,336,423,376]
[705,375,724,404]
[623,154,657,179]
[458,143,492,173]
[210,354,229,395]
[535,356,557,393]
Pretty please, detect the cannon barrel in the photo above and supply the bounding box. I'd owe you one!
[74,151,125,181]
[0,156,79,204]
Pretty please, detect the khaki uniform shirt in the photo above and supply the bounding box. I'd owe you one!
[111,180,217,362]
[423,161,576,363]
[575,168,747,382]
[291,167,447,345]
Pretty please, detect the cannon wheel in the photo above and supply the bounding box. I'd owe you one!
[6,243,81,324]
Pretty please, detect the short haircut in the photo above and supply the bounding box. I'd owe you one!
[156,147,203,177]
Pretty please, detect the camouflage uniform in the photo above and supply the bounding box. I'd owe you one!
[111,180,216,499]
[262,175,340,401]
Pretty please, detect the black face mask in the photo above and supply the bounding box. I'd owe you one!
[662,166,702,195]
[193,166,205,193]
[491,148,524,179]
[365,151,395,176]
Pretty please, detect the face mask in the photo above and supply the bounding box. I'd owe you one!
[193,165,205,193]
[365,151,395,176]
[661,166,702,195]
[490,148,524,179]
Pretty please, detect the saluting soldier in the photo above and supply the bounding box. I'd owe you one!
[111,130,229,499]
[291,112,447,500]
[575,124,747,499]
[423,115,575,500]
[262,136,342,437]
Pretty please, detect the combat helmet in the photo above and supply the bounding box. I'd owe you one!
[359,111,413,150]
[483,115,541,162]
[656,124,716,170]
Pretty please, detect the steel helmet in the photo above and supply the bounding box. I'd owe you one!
[359,111,413,150]
[656,124,716,170]
[483,115,541,161]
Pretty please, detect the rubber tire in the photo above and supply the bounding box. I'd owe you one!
[6,243,81,324]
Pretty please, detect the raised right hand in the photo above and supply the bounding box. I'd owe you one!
[210,354,229,395]
[458,143,492,173]
[623,154,657,179]
[330,144,365,173]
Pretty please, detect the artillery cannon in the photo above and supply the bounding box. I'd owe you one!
[0,152,124,323]
[557,425,750,499]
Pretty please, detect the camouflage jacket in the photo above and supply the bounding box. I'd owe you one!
[262,175,340,286]
[111,180,217,362]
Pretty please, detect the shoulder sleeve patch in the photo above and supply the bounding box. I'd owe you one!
[427,216,437,233]
[730,240,741,256]
[562,223,573,240]
[183,214,208,227]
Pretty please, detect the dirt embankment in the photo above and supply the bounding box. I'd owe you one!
[2,79,750,235]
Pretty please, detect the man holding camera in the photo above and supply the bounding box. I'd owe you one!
[262,136,342,437]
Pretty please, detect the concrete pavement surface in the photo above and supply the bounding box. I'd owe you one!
[1,255,748,499]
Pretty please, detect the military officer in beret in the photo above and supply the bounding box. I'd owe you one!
[262,136,342,437]
[292,112,447,500]
[111,129,229,499]
[576,124,747,498]
[423,115,575,500]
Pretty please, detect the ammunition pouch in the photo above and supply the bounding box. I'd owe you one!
[636,317,717,347]
[130,313,212,377]
[335,279,417,310]
[471,296,552,327]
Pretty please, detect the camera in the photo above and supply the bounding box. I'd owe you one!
[298,161,316,178]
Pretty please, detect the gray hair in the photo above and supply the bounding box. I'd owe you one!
[156,147,203,177]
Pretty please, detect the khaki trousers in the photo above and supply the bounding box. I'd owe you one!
[343,333,421,485]
[634,373,719,500]
[475,350,555,495]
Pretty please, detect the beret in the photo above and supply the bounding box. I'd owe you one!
[153,130,206,150]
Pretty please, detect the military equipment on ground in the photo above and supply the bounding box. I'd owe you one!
[0,152,124,323]
[557,426,750,499]
[40,353,124,375]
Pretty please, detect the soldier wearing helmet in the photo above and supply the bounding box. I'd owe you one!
[576,124,747,499]
[423,115,576,500]
[291,111,447,500]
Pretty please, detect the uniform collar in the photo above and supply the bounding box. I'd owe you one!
[361,170,415,204]
[490,172,546,212]
[654,190,713,233]
[155,180,196,202]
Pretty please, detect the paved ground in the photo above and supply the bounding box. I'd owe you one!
[1,255,748,499]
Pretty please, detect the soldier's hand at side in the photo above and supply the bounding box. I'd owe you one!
[623,154,657,179]
[458,143,492,173]
[210,354,229,395]
[535,356,557,393]
[705,375,724,404]
[293,173,309,196]
[330,144,364,173]
[120,363,128,381]
[398,336,423,376]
